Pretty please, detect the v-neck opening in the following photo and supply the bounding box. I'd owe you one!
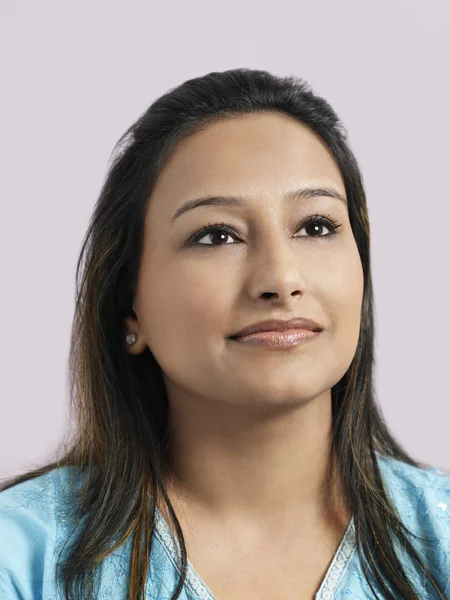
[153,506,356,600]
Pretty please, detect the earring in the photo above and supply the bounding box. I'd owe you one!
[126,333,136,345]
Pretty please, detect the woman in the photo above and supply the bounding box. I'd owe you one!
[1,68,449,600]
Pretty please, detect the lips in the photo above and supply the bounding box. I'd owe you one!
[229,317,323,339]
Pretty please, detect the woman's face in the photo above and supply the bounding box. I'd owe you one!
[125,112,364,409]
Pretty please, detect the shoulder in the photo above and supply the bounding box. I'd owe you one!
[377,452,450,516]
[0,467,77,598]
[0,469,190,599]
[376,453,450,592]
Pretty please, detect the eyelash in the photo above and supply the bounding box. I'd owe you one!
[186,213,343,247]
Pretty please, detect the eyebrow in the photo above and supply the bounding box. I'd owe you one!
[170,187,347,225]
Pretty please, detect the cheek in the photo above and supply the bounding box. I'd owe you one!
[140,262,229,365]
[165,263,229,328]
[326,257,364,357]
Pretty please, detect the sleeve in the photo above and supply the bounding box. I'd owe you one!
[0,477,58,600]
[0,569,24,599]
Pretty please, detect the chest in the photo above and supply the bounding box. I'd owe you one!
[156,493,353,600]
[183,530,342,600]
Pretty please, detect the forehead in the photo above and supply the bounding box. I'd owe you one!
[148,112,345,215]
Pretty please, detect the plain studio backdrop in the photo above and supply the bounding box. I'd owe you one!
[0,1,449,479]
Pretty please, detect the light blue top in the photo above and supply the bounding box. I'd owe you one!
[1,453,450,599]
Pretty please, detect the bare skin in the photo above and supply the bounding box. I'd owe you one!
[124,112,364,599]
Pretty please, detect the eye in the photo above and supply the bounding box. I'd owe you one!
[297,214,342,238]
[187,221,241,246]
[186,214,342,247]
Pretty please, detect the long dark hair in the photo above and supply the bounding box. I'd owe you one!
[1,68,446,599]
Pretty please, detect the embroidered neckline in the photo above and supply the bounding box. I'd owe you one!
[153,506,216,599]
[315,516,356,599]
[153,506,356,600]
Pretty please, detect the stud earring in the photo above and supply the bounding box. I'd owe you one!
[126,333,136,345]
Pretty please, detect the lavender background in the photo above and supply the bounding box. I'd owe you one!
[1,1,449,478]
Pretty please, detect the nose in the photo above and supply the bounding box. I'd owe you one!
[247,238,307,304]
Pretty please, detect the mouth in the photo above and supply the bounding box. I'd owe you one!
[228,317,324,340]
[228,328,322,349]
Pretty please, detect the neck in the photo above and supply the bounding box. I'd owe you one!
[159,387,349,534]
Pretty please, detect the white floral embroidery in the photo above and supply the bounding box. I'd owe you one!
[315,518,356,599]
